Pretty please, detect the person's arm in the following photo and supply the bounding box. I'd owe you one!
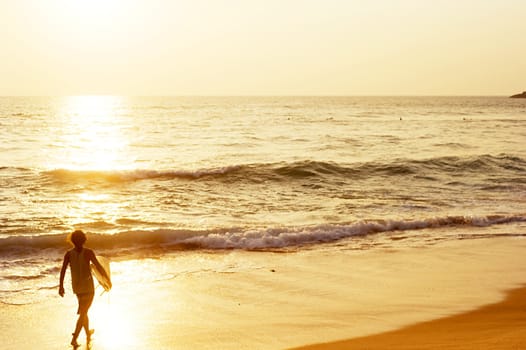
[59,251,69,297]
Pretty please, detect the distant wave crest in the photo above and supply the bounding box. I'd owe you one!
[40,154,526,184]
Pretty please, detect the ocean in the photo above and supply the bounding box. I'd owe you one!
[1,96,525,307]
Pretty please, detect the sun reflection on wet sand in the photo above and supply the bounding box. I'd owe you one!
[85,259,190,349]
[88,261,144,349]
[90,294,139,349]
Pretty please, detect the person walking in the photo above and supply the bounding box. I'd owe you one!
[59,230,109,347]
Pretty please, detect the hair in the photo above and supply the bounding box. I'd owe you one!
[68,230,87,247]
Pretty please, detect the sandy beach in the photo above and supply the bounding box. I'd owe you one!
[1,234,526,350]
[2,0,526,348]
[292,285,526,350]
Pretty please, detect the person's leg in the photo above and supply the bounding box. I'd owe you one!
[84,292,94,340]
[72,313,84,346]
[73,293,94,345]
[84,313,94,343]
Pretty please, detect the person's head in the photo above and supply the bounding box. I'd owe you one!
[68,230,87,248]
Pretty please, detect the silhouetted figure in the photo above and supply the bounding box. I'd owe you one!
[59,230,109,347]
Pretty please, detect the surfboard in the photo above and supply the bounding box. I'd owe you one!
[91,255,112,292]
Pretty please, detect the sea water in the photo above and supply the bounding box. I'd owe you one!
[1,96,525,305]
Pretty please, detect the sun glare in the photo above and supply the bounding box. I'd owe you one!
[55,96,131,171]
[88,261,159,349]
[91,293,139,348]
[64,0,124,24]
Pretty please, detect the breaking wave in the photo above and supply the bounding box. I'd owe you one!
[1,214,524,257]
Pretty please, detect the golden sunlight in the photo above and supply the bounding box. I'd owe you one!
[63,0,125,26]
[56,96,130,171]
[88,261,159,348]
[91,294,139,348]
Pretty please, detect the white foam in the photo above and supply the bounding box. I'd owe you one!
[0,214,524,256]
[178,214,526,250]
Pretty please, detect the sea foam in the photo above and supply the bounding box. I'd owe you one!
[1,214,524,257]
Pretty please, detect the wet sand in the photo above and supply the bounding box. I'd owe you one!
[1,236,526,349]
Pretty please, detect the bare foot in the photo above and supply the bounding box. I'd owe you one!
[87,329,95,343]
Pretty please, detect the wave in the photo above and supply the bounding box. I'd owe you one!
[38,154,526,185]
[42,166,243,183]
[0,166,32,172]
[1,214,524,257]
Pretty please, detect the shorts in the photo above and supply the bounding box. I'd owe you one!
[76,292,94,315]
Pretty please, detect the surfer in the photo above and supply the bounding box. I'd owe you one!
[59,230,109,347]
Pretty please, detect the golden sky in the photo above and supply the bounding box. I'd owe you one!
[1,0,525,96]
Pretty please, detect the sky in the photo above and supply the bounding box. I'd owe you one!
[1,0,525,96]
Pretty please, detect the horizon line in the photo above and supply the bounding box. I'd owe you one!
[0,94,518,98]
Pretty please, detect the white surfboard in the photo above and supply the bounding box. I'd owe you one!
[91,256,112,292]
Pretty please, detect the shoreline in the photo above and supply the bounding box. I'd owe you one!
[290,284,526,350]
[2,236,526,349]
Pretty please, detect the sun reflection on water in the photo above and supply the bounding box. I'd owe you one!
[65,192,129,231]
[54,96,131,171]
[50,96,136,230]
